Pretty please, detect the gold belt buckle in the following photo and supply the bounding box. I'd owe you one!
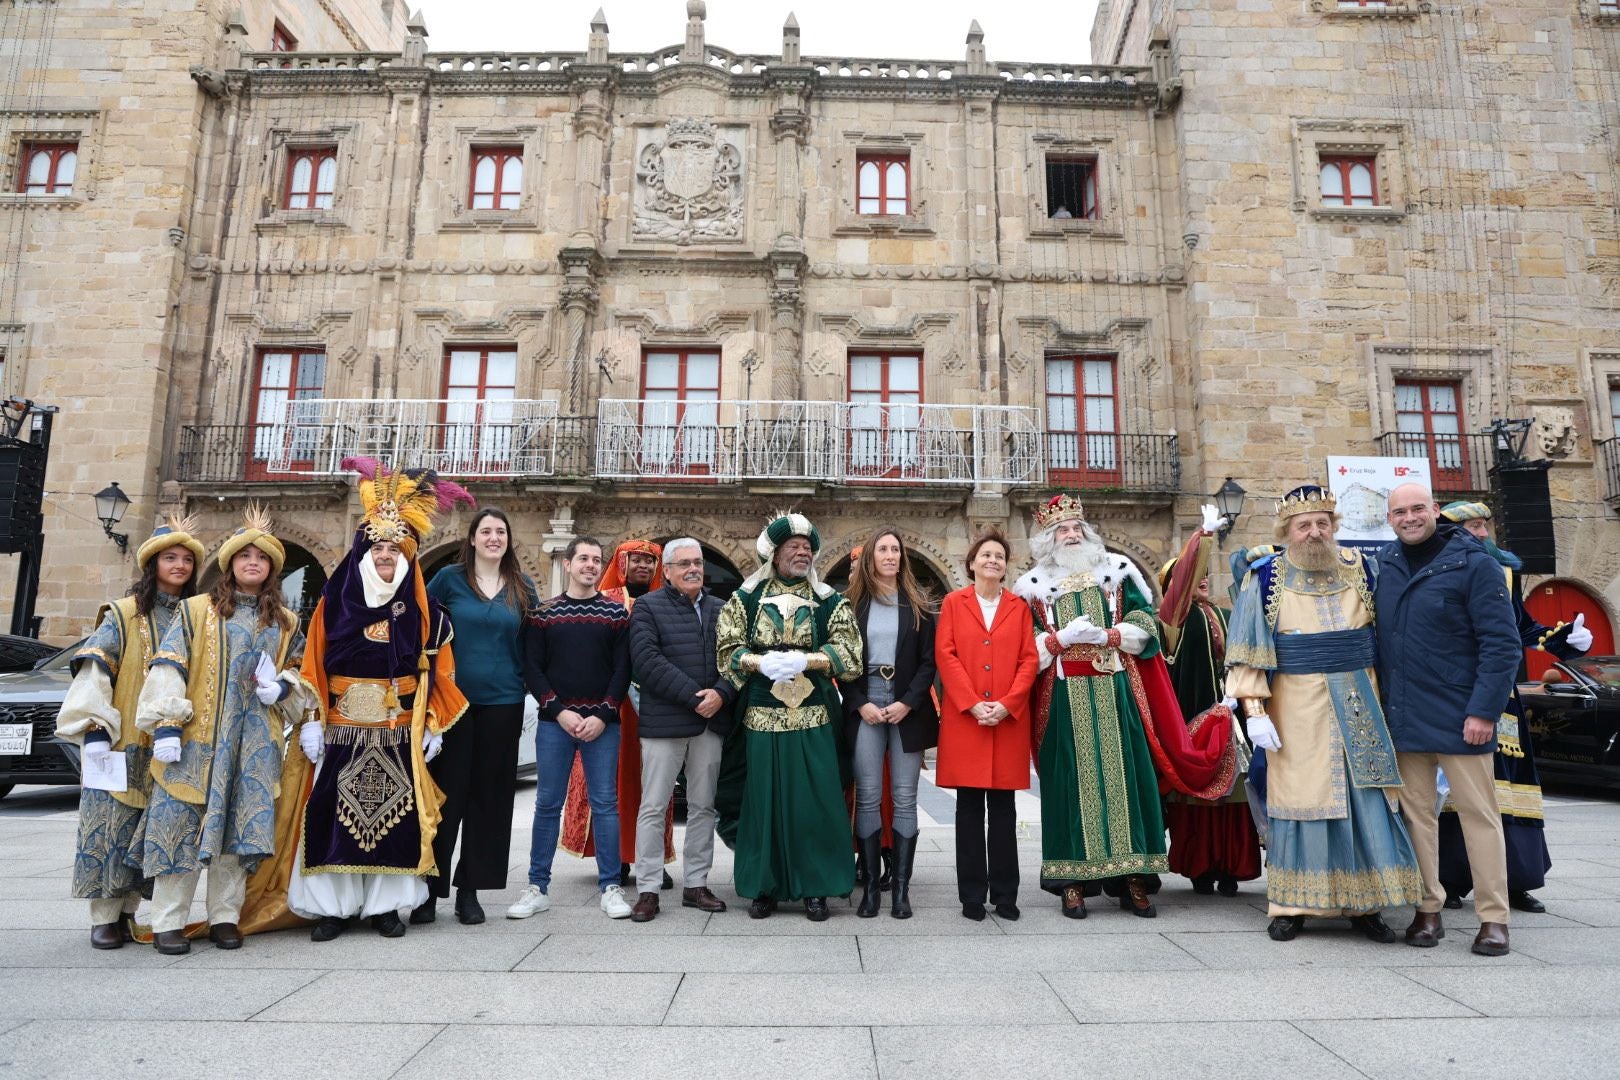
[335,682,392,724]
[770,672,814,709]
[877,665,896,682]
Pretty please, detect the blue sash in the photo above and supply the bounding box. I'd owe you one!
[1273,627,1375,675]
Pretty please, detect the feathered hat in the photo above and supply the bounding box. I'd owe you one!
[343,457,475,561]
[216,503,286,574]
[136,511,207,572]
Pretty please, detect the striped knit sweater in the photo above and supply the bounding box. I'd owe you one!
[522,591,631,723]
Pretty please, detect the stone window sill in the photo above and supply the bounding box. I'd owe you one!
[1309,205,1405,224]
[0,193,82,210]
[1312,1,1430,17]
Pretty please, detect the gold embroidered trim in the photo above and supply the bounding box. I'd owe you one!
[333,742,415,852]
[1265,863,1422,912]
[743,705,830,733]
[1041,854,1169,880]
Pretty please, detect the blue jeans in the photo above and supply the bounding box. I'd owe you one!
[528,720,621,893]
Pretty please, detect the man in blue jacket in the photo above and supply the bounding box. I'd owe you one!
[1376,482,1520,956]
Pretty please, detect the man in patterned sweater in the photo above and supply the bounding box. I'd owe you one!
[511,536,634,919]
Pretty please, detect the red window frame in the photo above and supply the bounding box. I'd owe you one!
[856,153,909,215]
[271,21,297,51]
[847,352,923,480]
[16,141,78,195]
[440,346,518,474]
[640,349,722,479]
[1395,378,1470,491]
[1319,154,1380,207]
[283,147,336,210]
[469,146,524,210]
[1045,155,1099,220]
[1045,354,1120,485]
[247,347,326,479]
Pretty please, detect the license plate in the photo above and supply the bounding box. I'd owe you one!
[0,722,32,755]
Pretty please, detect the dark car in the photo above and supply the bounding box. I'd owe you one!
[0,641,78,800]
[1520,655,1620,787]
[0,633,59,673]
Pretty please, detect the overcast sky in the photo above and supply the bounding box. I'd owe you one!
[417,0,1104,66]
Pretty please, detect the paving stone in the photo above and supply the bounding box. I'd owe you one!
[0,929,188,970]
[1401,964,1620,1017]
[1163,928,1544,969]
[873,1021,1366,1080]
[0,1020,439,1080]
[1046,967,1478,1022]
[516,932,860,972]
[0,968,323,1021]
[178,923,545,971]
[1295,1017,1620,1080]
[857,933,1205,973]
[392,1024,878,1080]
[256,970,680,1025]
[1506,926,1620,965]
[667,973,1069,1026]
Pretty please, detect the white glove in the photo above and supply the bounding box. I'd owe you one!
[1220,696,1239,713]
[1057,616,1108,648]
[253,652,281,704]
[1200,503,1227,534]
[423,731,444,762]
[759,651,808,682]
[1246,714,1282,752]
[298,721,323,764]
[1567,613,1593,653]
[82,740,112,767]
[153,736,182,764]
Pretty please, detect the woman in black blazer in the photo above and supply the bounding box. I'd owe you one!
[843,528,939,918]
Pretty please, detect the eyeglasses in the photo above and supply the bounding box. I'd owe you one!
[668,558,705,569]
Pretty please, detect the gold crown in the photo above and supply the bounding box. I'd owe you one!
[1033,493,1087,531]
[1275,485,1336,523]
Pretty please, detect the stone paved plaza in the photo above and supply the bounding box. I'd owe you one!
[1,777,1618,1080]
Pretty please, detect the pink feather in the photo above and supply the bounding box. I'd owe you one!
[341,456,383,481]
[433,477,476,512]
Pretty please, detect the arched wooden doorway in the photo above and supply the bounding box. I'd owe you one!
[1523,578,1615,680]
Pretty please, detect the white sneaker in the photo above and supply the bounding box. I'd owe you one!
[506,884,550,919]
[600,884,633,919]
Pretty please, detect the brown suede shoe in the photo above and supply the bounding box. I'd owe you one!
[153,929,190,955]
[630,892,660,923]
[89,922,124,950]
[208,922,243,950]
[1404,911,1444,947]
[1472,921,1510,956]
[681,886,727,913]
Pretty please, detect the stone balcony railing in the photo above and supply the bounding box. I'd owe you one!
[173,398,1181,495]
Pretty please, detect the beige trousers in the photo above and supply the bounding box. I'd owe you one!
[149,853,247,933]
[88,893,141,926]
[1397,751,1509,924]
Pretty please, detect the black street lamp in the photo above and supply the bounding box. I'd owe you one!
[1213,477,1246,542]
[93,482,131,554]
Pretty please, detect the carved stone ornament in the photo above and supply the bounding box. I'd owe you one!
[634,119,744,245]
[1532,405,1577,459]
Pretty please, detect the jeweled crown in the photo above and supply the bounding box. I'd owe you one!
[1033,493,1087,531]
[1275,484,1337,523]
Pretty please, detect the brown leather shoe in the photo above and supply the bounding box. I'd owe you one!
[1472,921,1510,956]
[1124,875,1157,919]
[1061,885,1086,920]
[681,886,727,913]
[208,922,243,950]
[1404,910,1444,947]
[90,922,124,950]
[153,929,190,955]
[630,892,660,923]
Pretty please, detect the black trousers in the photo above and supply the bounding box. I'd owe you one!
[955,786,1019,905]
[426,701,524,897]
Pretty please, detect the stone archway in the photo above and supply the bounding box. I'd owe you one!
[652,536,743,600]
[198,540,328,624]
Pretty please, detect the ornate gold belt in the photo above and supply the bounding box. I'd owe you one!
[329,676,418,727]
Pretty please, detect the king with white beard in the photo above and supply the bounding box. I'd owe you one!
[1015,494,1230,921]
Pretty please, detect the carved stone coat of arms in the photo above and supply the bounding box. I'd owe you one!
[634,119,745,244]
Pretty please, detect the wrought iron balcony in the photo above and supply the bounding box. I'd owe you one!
[1600,437,1620,508]
[176,400,592,483]
[1374,431,1496,495]
[1042,432,1179,494]
[594,399,1044,487]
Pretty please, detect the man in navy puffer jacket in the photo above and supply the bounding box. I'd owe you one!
[1375,482,1519,957]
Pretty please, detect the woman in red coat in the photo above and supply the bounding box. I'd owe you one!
[936,529,1039,921]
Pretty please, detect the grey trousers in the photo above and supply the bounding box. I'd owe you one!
[636,730,724,894]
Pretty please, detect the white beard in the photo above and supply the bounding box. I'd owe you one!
[1052,538,1109,574]
[1012,539,1151,608]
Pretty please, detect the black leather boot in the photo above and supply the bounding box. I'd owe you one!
[856,832,883,918]
[890,832,917,919]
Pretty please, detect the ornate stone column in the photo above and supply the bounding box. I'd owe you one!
[766,250,807,401]
[558,247,602,414]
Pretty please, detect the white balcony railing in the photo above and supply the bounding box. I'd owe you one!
[261,398,563,477]
[594,399,1041,486]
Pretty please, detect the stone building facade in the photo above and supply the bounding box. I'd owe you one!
[3,0,1619,644]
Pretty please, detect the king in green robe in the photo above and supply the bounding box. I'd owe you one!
[715,513,862,920]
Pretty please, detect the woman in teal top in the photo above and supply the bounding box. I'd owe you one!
[417,508,537,926]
